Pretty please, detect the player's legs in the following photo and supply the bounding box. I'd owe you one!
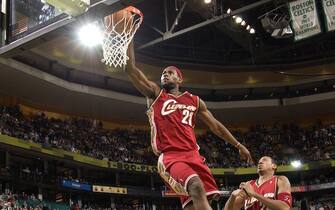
[192,156,221,200]
[182,155,221,209]
[186,176,212,210]
[184,199,214,210]
[158,152,218,210]
[184,203,195,210]
[166,161,212,210]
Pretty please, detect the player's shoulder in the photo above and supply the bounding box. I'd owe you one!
[184,91,195,96]
[154,88,165,98]
[277,176,291,185]
[186,91,201,101]
[277,175,289,181]
[182,91,198,100]
[247,179,257,184]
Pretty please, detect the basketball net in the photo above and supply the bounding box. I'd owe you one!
[101,6,143,69]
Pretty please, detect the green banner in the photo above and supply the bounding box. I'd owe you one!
[322,0,335,31]
[289,0,322,41]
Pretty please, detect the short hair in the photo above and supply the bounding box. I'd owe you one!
[269,157,276,165]
[268,156,277,172]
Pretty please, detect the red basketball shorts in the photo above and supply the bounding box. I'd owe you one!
[157,150,221,208]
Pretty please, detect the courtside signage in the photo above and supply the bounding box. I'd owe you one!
[93,185,128,194]
[61,180,91,191]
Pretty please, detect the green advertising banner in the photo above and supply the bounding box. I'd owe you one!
[289,0,322,41]
[322,0,335,31]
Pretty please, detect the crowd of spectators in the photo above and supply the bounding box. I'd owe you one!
[308,198,335,210]
[76,199,147,210]
[200,123,335,168]
[0,105,334,168]
[0,105,155,165]
[0,190,54,210]
[0,190,17,210]
[0,189,177,210]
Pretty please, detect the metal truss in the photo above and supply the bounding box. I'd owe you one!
[138,0,273,50]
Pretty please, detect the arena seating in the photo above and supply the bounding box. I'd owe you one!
[0,105,334,168]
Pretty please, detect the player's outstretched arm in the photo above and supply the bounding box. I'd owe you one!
[126,42,160,98]
[240,176,292,210]
[197,99,253,163]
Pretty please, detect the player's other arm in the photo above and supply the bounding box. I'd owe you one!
[126,42,160,98]
[241,176,292,210]
[224,189,246,210]
[197,99,253,163]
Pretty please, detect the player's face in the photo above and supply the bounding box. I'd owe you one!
[257,156,275,174]
[161,67,181,89]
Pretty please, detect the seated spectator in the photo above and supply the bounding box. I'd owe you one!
[0,105,334,168]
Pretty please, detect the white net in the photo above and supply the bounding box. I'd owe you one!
[101,7,143,68]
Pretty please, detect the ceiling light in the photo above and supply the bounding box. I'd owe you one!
[235,17,242,24]
[241,20,246,26]
[204,0,212,4]
[249,28,255,34]
[77,23,103,47]
[291,160,302,168]
[227,8,232,14]
[246,25,251,30]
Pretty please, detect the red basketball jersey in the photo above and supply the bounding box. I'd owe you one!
[147,90,199,155]
[244,176,278,210]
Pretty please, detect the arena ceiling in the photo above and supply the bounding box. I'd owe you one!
[133,0,335,66]
[1,0,334,92]
[1,0,335,124]
[2,0,335,71]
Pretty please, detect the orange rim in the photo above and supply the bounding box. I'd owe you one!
[124,6,143,18]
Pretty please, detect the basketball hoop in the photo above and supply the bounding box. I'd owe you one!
[101,6,143,69]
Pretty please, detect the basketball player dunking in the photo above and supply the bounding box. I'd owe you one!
[224,156,292,210]
[126,42,253,210]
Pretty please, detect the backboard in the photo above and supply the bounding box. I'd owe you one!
[0,0,135,57]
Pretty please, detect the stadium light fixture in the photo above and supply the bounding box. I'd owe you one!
[78,23,103,47]
[235,17,243,24]
[291,160,302,168]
